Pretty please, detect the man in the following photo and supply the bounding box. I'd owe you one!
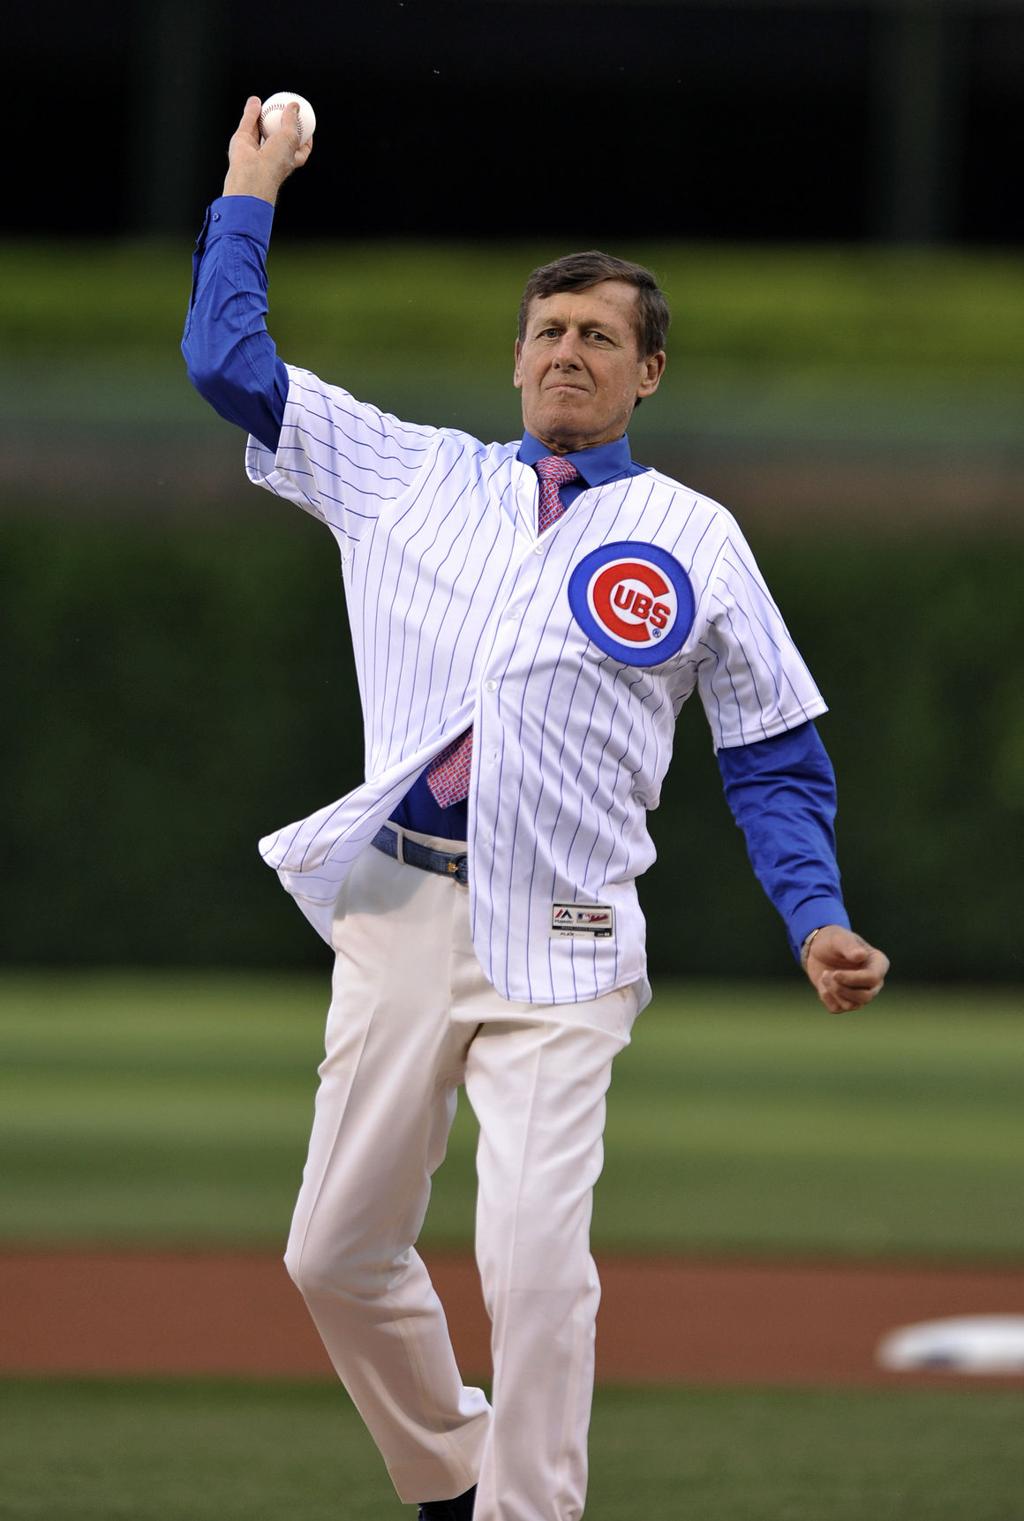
[183,99,888,1521]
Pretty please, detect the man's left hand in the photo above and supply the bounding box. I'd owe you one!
[803,926,889,1014]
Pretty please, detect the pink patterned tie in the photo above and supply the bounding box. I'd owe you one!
[535,453,581,534]
[426,455,579,807]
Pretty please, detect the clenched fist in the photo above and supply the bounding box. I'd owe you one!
[803,925,889,1014]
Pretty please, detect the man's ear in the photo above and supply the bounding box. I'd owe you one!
[637,350,666,401]
[513,338,523,390]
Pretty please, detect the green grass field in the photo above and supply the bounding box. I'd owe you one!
[1,1378,1020,1521]
[2,972,1021,1260]
[3,974,1021,1521]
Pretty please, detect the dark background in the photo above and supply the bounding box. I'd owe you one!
[11,0,1024,244]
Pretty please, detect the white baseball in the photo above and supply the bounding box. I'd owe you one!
[259,92,316,147]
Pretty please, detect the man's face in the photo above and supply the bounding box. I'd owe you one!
[514,279,665,454]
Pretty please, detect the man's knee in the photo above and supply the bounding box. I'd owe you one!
[476,1233,600,1320]
[284,1223,387,1301]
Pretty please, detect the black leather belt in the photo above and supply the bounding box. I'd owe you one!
[372,825,469,885]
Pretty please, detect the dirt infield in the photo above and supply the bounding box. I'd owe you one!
[2,1249,1023,1389]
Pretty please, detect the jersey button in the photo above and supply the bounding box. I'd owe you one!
[485,679,498,692]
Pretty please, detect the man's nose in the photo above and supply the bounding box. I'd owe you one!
[552,332,581,365]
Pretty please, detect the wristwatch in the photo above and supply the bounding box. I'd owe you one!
[800,927,824,970]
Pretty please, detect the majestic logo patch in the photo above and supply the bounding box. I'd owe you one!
[550,903,615,938]
[567,542,695,666]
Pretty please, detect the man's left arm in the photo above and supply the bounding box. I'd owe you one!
[717,721,889,1014]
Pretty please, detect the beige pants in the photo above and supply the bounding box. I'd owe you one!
[284,831,641,1520]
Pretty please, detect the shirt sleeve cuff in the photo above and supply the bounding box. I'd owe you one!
[207,194,276,245]
[787,898,850,964]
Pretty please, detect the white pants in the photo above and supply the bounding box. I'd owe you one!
[284,832,640,1521]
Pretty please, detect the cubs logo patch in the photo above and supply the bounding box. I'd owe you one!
[567,541,695,666]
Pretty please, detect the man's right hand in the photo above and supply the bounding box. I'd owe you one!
[223,96,313,206]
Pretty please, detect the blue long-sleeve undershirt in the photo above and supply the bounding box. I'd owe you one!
[183,196,850,960]
[716,723,849,959]
[183,196,287,453]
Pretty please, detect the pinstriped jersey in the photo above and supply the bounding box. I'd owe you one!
[246,364,827,1005]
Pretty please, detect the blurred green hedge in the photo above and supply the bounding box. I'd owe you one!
[5,241,1024,372]
[3,242,1023,459]
[4,511,1021,981]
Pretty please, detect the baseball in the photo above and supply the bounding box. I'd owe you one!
[260,92,316,147]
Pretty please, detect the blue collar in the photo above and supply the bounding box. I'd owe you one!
[517,430,641,488]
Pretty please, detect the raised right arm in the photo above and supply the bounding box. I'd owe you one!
[185,97,447,542]
[181,98,312,450]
